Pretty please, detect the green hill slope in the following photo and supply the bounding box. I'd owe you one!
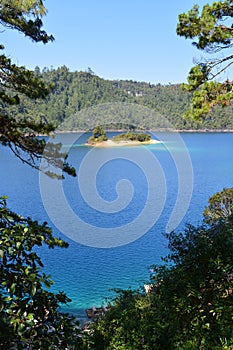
[3,65,233,131]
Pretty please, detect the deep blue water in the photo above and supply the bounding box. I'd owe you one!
[0,132,232,317]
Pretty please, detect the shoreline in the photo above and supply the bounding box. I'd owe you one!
[55,129,233,134]
[85,139,161,148]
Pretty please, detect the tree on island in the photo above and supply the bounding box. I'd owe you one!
[86,2,233,349]
[177,1,233,120]
[88,126,108,143]
[1,1,233,349]
[112,132,151,142]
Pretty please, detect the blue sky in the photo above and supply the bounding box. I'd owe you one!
[2,0,209,84]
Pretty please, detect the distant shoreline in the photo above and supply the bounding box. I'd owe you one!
[55,129,233,134]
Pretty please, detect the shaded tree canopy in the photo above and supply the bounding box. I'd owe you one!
[89,215,233,350]
[0,0,82,350]
[203,187,233,224]
[0,197,84,350]
[84,4,233,349]
[0,0,54,43]
[0,0,75,177]
[0,3,82,348]
[177,1,233,119]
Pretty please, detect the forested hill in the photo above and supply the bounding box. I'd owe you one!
[8,65,233,131]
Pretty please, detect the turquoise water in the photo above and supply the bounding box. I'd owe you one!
[0,132,232,317]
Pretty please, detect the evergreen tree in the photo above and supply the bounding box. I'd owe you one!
[177,1,233,119]
[0,0,75,177]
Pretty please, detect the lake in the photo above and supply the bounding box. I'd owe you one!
[0,132,232,317]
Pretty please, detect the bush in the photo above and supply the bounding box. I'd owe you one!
[0,197,84,350]
[89,215,233,349]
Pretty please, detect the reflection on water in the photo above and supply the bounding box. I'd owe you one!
[0,132,232,314]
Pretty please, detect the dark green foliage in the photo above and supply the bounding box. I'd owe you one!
[90,289,149,350]
[0,113,77,178]
[0,1,75,177]
[0,2,82,348]
[87,125,108,143]
[0,0,54,43]
[177,1,233,119]
[6,66,233,131]
[203,187,233,224]
[177,2,233,51]
[112,132,151,142]
[0,197,84,349]
[89,216,233,349]
[153,217,233,349]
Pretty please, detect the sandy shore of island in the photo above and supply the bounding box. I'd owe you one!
[85,139,161,147]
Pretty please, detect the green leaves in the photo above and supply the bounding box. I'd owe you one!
[177,1,233,51]
[0,113,76,177]
[0,197,84,349]
[9,283,16,294]
[87,125,108,144]
[177,1,233,119]
[203,187,233,224]
[0,2,75,178]
[183,80,233,120]
[90,215,233,349]
[183,65,210,91]
[0,50,52,102]
[0,0,54,43]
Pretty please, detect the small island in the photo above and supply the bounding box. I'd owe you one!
[86,126,160,147]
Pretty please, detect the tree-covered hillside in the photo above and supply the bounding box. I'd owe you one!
[5,65,233,131]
